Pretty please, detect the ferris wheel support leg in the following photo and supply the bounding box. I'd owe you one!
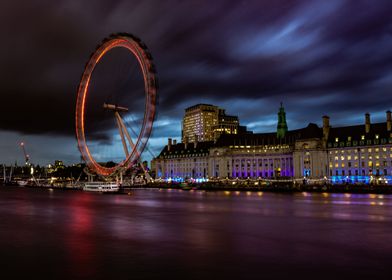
[115,112,129,157]
[116,115,151,181]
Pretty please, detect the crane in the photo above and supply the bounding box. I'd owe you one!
[20,142,30,165]
[19,142,37,185]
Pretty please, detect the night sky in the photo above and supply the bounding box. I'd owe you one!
[1,0,392,165]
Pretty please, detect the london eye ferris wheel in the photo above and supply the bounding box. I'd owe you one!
[75,33,158,177]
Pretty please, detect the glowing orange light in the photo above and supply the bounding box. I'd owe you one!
[75,34,157,176]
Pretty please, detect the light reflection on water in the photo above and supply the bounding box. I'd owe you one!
[0,187,392,279]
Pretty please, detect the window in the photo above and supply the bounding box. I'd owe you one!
[376,134,379,139]
[348,136,352,141]
[361,135,365,140]
[335,137,339,142]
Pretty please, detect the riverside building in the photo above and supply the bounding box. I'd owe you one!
[181,104,241,143]
[153,104,392,185]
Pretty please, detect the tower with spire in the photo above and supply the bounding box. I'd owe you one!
[277,102,288,139]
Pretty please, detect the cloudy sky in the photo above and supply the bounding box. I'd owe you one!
[1,0,392,165]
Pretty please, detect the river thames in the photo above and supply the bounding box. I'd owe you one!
[0,187,391,279]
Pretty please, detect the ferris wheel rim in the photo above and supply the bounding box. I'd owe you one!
[75,33,157,176]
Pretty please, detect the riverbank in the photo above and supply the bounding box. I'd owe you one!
[142,182,392,194]
[3,182,392,194]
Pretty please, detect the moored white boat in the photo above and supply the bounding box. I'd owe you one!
[17,180,29,186]
[83,182,119,193]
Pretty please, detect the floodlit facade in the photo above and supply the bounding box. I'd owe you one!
[153,104,392,184]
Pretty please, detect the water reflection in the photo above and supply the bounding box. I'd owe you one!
[0,187,391,279]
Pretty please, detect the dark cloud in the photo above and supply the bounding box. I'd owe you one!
[1,0,392,164]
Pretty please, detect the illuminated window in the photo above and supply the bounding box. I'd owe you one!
[361,135,365,140]
[369,161,373,167]
[354,156,358,160]
[383,147,387,152]
[334,156,339,161]
[341,163,345,168]
[376,134,379,139]
[341,156,345,161]
[368,148,372,153]
[348,136,352,141]
[335,163,339,168]
[347,155,351,160]
[375,148,379,152]
[335,137,339,142]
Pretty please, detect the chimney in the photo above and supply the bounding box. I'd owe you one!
[168,138,172,151]
[322,115,330,140]
[365,113,370,133]
[184,136,188,150]
[173,139,177,145]
[387,110,392,132]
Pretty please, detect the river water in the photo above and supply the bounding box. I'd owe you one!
[0,187,391,279]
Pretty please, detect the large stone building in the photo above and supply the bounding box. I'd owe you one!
[153,104,392,184]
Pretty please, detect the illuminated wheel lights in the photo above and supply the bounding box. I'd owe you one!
[75,33,158,176]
